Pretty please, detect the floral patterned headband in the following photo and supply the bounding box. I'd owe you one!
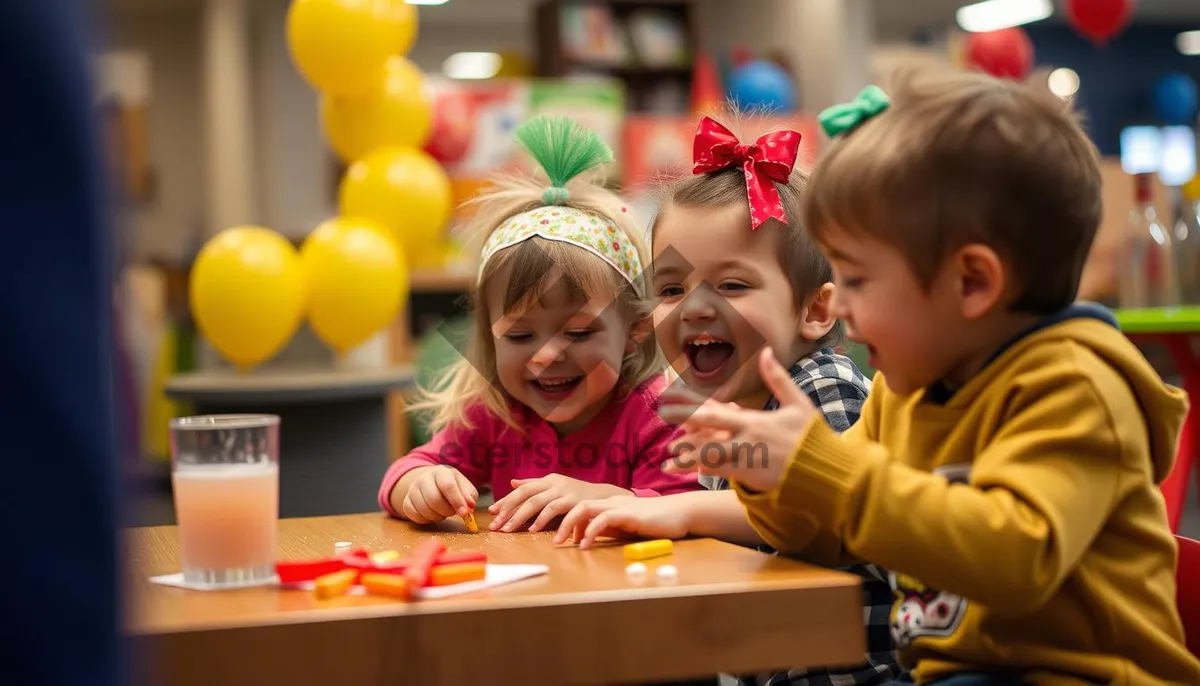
[478,206,644,296]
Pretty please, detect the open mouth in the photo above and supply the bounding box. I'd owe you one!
[684,334,736,382]
[530,376,582,399]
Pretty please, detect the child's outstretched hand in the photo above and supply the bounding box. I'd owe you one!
[489,475,631,533]
[401,465,478,524]
[659,347,818,493]
[553,496,692,549]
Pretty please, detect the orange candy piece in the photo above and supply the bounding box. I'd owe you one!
[361,572,411,599]
[313,568,358,599]
[429,562,486,587]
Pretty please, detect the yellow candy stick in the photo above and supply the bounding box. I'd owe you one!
[461,510,479,533]
[313,569,358,599]
[361,573,411,600]
[623,539,673,561]
[429,562,486,587]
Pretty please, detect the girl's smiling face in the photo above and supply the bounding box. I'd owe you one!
[488,277,638,434]
[651,203,810,407]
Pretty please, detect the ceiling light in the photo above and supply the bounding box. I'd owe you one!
[956,0,1052,33]
[1047,68,1079,99]
[1178,31,1200,56]
[442,52,501,80]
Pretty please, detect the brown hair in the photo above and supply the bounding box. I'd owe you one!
[804,65,1103,315]
[410,171,663,434]
[651,128,841,347]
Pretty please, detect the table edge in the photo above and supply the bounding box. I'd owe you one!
[129,572,861,636]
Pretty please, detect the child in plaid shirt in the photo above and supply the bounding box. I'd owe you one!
[556,114,899,685]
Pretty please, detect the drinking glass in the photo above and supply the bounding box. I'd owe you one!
[169,414,280,587]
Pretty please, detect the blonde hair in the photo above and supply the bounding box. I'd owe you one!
[805,65,1102,315]
[410,170,663,434]
[651,113,842,347]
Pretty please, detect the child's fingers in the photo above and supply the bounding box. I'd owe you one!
[489,477,539,513]
[453,470,477,506]
[417,476,457,518]
[434,468,471,517]
[490,481,548,530]
[500,491,556,532]
[580,510,641,549]
[404,489,439,523]
[528,497,572,533]
[759,347,808,408]
[554,500,605,544]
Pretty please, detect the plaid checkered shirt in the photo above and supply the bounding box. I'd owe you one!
[703,348,902,686]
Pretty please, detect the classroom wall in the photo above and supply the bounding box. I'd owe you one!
[1026,23,1200,156]
[105,11,204,263]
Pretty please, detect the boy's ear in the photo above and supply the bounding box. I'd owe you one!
[627,316,654,353]
[953,244,1006,320]
[799,283,837,342]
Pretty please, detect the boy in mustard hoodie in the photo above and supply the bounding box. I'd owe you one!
[659,66,1200,685]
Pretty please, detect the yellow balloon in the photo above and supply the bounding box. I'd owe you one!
[286,0,418,97]
[338,146,453,260]
[301,217,409,354]
[190,226,306,368]
[320,56,432,163]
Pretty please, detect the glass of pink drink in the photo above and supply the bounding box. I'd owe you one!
[169,414,280,588]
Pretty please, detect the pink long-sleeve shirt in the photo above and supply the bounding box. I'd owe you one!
[378,377,702,516]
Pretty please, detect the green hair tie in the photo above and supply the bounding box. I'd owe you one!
[818,85,891,138]
[515,115,613,205]
[542,186,570,205]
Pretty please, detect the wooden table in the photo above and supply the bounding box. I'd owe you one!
[165,367,414,518]
[129,512,867,685]
[1116,307,1200,531]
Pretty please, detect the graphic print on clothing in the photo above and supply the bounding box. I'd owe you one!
[889,463,971,649]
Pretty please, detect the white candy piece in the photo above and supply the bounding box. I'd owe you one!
[625,562,648,577]
[334,541,353,556]
[655,564,678,581]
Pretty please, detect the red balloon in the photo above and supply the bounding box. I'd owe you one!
[423,90,474,166]
[965,28,1034,81]
[1065,0,1134,44]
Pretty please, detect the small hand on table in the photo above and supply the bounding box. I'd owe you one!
[489,474,632,532]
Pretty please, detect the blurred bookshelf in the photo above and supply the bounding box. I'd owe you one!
[534,0,698,113]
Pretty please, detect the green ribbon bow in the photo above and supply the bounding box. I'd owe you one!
[818,85,891,138]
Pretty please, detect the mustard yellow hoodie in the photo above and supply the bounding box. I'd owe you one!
[735,306,1200,685]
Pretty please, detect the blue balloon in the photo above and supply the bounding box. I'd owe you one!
[1153,73,1199,126]
[727,60,798,113]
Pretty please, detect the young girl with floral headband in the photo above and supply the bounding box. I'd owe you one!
[377,115,702,533]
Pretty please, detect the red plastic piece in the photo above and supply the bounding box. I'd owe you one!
[405,538,447,589]
[275,559,349,584]
[275,545,483,584]
[373,550,487,574]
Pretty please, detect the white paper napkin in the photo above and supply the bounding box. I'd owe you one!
[147,574,280,591]
[149,563,548,599]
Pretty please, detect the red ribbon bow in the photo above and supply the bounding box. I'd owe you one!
[691,116,802,229]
